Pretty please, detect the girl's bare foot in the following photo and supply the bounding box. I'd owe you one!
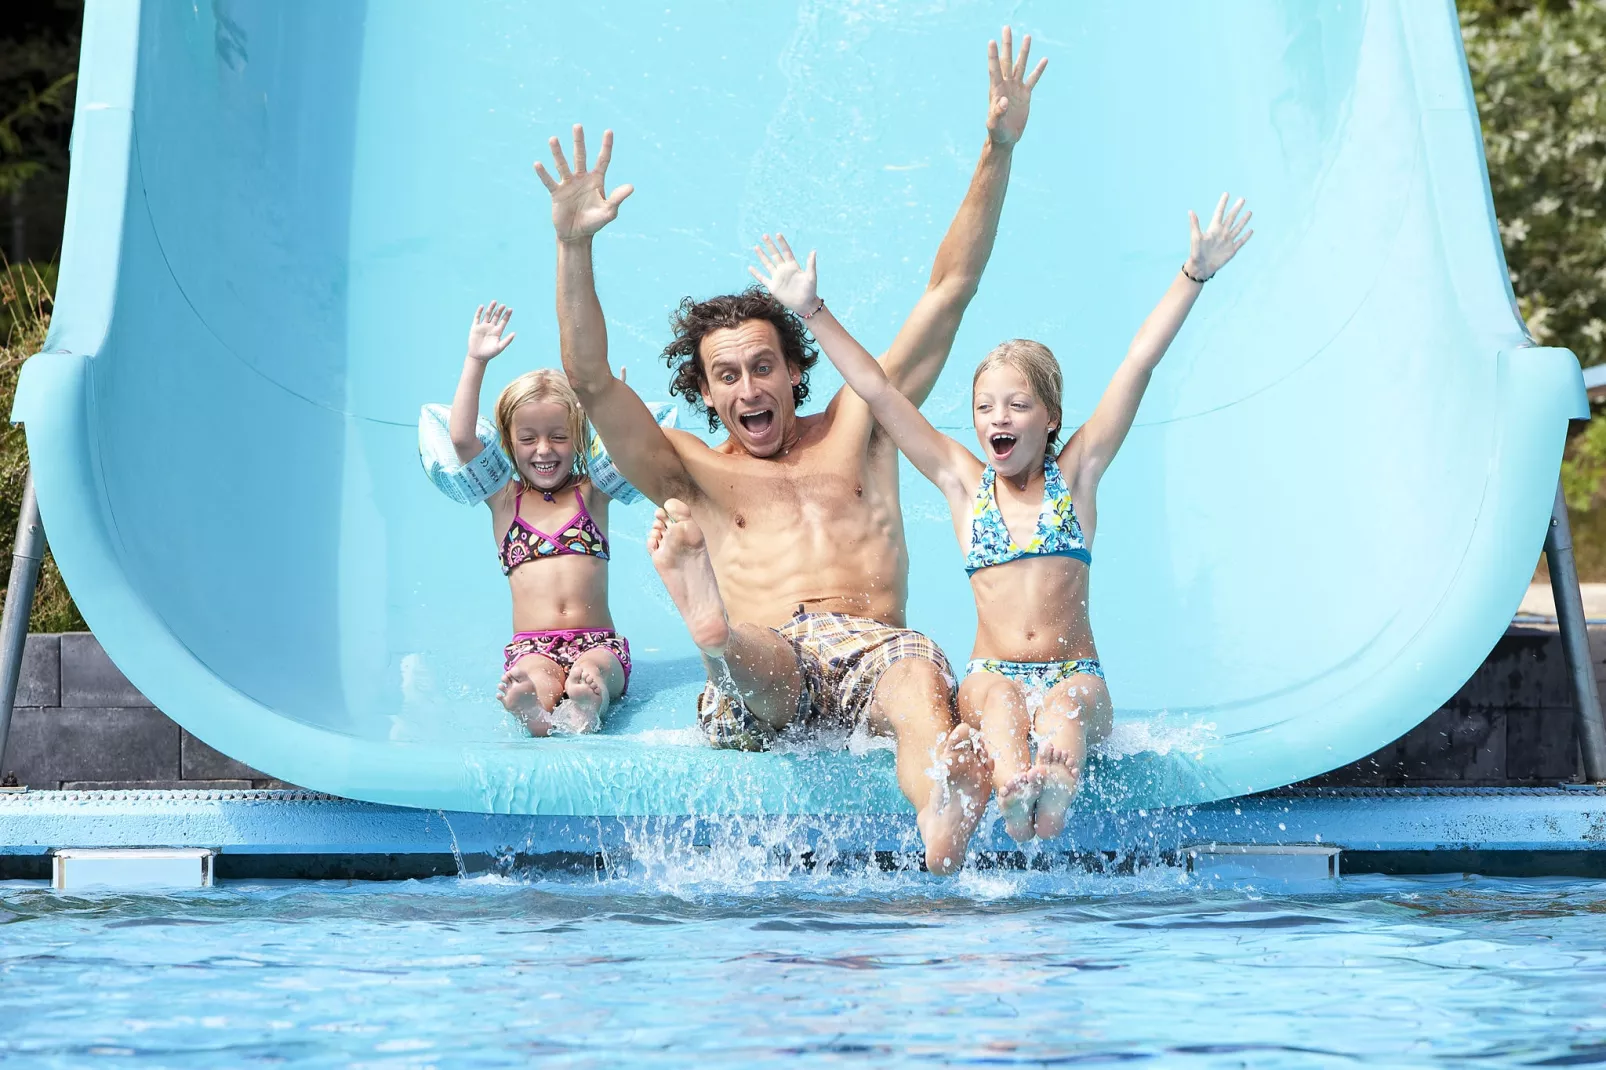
[498,666,556,737]
[1032,741,1083,841]
[918,723,994,876]
[558,662,608,733]
[997,766,1044,844]
[648,499,730,657]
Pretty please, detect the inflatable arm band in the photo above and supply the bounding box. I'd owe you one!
[419,401,678,506]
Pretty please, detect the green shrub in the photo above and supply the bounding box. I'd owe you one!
[1461,0,1606,370]
[1460,1,1606,578]
[0,261,84,632]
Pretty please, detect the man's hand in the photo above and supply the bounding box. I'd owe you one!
[986,26,1048,146]
[748,234,818,317]
[1186,193,1254,280]
[534,124,635,243]
[466,302,516,363]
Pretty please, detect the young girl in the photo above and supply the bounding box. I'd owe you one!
[449,302,629,736]
[748,195,1251,841]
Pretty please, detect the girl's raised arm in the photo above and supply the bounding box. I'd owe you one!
[1066,194,1252,485]
[451,302,517,465]
[749,235,973,499]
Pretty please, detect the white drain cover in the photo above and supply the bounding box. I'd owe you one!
[1186,844,1340,882]
[52,848,216,890]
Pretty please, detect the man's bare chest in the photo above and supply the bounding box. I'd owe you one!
[687,443,896,543]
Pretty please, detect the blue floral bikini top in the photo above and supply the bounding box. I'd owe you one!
[500,484,609,576]
[964,457,1091,576]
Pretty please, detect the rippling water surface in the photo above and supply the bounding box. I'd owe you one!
[2,858,1604,1067]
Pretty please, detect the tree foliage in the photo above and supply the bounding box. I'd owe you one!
[1460,0,1606,368]
[0,72,75,199]
[0,2,79,206]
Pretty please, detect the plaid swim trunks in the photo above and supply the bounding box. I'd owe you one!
[696,609,955,751]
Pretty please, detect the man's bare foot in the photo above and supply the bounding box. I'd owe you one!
[917,723,993,876]
[558,662,608,733]
[498,667,556,737]
[997,767,1044,844]
[648,499,730,657]
[1032,741,1083,841]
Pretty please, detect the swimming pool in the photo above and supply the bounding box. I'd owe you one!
[4,863,1603,1066]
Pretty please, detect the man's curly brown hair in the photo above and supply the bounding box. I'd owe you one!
[661,287,819,433]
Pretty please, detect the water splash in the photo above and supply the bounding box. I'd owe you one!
[619,726,706,747]
[707,656,745,707]
[545,699,597,735]
[768,722,895,758]
[438,811,467,878]
[599,815,914,897]
[1098,714,1219,763]
[473,810,1205,902]
[431,790,1241,902]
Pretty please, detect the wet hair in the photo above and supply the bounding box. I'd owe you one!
[662,286,819,433]
[494,369,590,482]
[973,339,1065,458]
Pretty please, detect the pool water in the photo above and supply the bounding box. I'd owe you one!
[2,858,1604,1067]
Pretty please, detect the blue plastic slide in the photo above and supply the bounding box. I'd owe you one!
[15,0,1585,815]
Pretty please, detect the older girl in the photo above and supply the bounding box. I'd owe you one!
[749,195,1251,840]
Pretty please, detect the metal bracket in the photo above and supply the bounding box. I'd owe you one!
[1544,479,1606,782]
[0,469,44,772]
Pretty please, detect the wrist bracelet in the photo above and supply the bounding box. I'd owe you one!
[800,297,825,320]
[1181,263,1213,284]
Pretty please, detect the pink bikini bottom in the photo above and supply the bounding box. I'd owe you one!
[503,628,632,690]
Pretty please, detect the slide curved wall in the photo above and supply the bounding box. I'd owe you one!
[16,0,1585,814]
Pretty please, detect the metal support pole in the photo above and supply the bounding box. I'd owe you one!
[1545,479,1606,782]
[0,470,44,771]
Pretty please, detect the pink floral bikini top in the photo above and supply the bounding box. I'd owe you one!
[500,484,609,576]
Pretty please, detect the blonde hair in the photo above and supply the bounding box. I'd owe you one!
[494,369,591,483]
[973,339,1064,457]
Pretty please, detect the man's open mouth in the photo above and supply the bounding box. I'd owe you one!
[990,433,1017,459]
[738,410,775,436]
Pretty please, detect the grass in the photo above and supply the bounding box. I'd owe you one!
[0,260,84,632]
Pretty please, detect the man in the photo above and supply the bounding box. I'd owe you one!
[535,29,1047,874]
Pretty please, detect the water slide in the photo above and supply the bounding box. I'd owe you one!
[16,0,1585,817]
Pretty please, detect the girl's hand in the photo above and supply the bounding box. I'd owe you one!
[467,302,516,363]
[1186,194,1254,280]
[747,233,818,317]
[986,27,1048,147]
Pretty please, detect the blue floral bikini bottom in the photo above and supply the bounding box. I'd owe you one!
[965,657,1104,692]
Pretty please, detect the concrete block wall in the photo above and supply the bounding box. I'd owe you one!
[1,634,290,790]
[1297,624,1595,787]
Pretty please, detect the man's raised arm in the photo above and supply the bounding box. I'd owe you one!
[537,125,693,504]
[880,27,1047,406]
